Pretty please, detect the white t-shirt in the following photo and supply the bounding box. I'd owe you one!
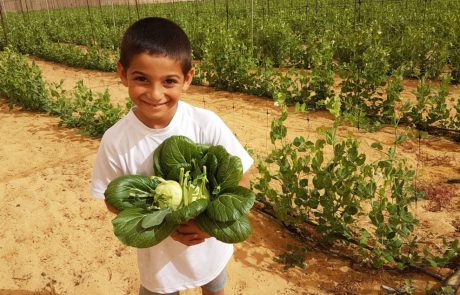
[91,100,253,293]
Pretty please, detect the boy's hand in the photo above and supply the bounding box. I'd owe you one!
[171,219,210,246]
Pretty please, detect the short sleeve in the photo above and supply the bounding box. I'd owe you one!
[90,139,123,199]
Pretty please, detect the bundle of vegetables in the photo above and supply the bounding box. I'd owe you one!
[104,135,255,248]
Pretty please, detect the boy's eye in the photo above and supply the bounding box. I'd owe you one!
[165,79,178,85]
[134,76,148,82]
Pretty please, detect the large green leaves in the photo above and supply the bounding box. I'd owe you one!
[153,136,243,193]
[154,136,203,180]
[197,214,252,244]
[104,175,161,211]
[112,208,176,248]
[205,145,243,195]
[166,198,209,225]
[108,135,255,247]
[206,186,255,222]
[151,135,254,244]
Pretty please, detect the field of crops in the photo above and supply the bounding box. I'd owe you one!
[0,0,459,294]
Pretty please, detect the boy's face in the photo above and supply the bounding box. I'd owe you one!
[117,53,194,129]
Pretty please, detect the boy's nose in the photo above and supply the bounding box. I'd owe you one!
[149,85,164,101]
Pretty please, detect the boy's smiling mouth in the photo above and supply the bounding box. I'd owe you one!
[141,99,168,108]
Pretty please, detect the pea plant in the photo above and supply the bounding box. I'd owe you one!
[252,96,459,269]
[0,47,127,138]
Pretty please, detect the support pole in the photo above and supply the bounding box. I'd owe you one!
[45,0,51,22]
[134,0,140,20]
[251,0,253,48]
[127,0,132,24]
[0,0,8,46]
[111,0,116,28]
[19,0,26,22]
[86,0,97,46]
[225,0,229,30]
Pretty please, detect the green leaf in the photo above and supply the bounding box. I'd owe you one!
[395,133,408,145]
[406,170,415,178]
[152,141,166,177]
[312,151,324,171]
[346,205,358,215]
[197,214,252,243]
[104,175,162,211]
[166,199,209,225]
[206,145,243,193]
[153,135,202,181]
[112,208,176,248]
[371,142,383,151]
[325,128,335,145]
[206,186,256,222]
[141,208,171,229]
[293,136,305,147]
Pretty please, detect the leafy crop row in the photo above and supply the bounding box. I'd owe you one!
[0,47,126,137]
[0,46,458,279]
[0,1,458,135]
[1,0,460,82]
[252,98,459,270]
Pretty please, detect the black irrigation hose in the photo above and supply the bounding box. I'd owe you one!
[253,199,457,282]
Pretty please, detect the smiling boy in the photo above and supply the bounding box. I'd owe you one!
[90,17,253,295]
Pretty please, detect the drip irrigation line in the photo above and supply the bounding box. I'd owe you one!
[253,198,456,282]
[447,179,460,184]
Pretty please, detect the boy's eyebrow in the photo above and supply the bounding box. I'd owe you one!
[131,70,147,76]
[131,71,181,79]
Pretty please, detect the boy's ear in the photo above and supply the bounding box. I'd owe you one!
[117,61,129,87]
[182,68,195,91]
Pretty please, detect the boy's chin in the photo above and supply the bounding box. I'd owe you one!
[133,104,178,129]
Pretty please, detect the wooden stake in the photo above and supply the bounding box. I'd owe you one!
[45,0,51,22]
[24,0,30,14]
[19,0,26,22]
[134,0,140,19]
[127,0,132,23]
[111,0,116,28]
[86,0,97,46]
[0,0,8,46]
[225,0,229,30]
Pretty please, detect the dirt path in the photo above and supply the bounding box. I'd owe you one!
[0,58,459,294]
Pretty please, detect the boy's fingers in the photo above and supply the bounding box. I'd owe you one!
[171,231,205,246]
[171,229,204,240]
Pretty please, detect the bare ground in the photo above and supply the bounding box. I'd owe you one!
[0,58,459,295]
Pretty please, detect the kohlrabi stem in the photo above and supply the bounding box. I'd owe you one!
[184,171,191,206]
[201,166,208,192]
[179,168,185,187]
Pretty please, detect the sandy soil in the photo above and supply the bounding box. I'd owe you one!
[0,58,459,295]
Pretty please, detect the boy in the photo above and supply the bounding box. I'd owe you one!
[90,17,253,295]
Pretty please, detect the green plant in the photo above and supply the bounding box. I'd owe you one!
[106,136,256,247]
[406,75,451,131]
[55,81,125,137]
[0,47,49,112]
[106,172,210,248]
[0,48,126,138]
[253,98,459,269]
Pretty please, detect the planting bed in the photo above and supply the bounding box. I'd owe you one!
[0,59,458,294]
